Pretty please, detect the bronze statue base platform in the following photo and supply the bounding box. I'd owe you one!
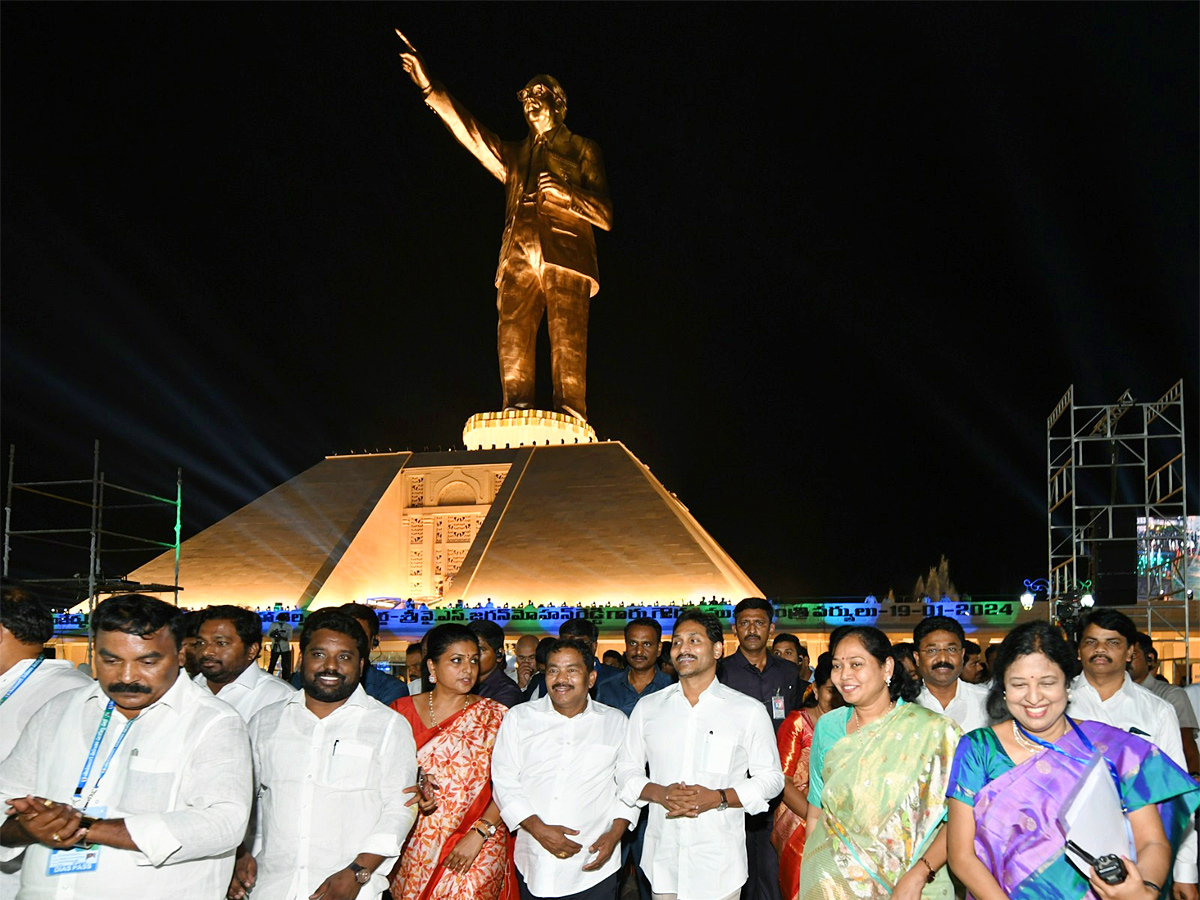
[463,409,597,450]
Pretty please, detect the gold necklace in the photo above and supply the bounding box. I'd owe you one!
[429,690,464,728]
[852,700,895,730]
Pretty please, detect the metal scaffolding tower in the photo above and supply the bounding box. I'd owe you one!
[1047,381,1192,664]
[3,441,182,662]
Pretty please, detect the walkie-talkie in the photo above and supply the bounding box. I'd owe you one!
[1065,840,1128,885]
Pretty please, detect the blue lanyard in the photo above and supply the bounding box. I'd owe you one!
[0,657,44,706]
[74,700,136,811]
[1015,716,1126,812]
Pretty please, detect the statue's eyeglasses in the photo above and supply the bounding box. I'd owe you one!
[518,84,552,103]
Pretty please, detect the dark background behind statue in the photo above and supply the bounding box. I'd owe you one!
[1,4,1196,597]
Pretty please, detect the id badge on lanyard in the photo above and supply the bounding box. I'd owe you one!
[46,807,106,875]
[771,689,786,720]
[48,699,137,877]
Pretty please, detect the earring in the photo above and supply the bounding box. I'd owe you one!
[429,673,436,683]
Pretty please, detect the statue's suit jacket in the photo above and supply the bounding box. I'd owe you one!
[425,83,613,297]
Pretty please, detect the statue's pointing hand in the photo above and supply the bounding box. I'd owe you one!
[395,28,432,93]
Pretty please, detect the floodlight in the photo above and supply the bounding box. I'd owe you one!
[1020,591,1035,611]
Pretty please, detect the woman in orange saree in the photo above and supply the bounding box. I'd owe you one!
[391,624,516,900]
[772,653,842,900]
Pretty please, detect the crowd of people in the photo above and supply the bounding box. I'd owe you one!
[0,587,1198,900]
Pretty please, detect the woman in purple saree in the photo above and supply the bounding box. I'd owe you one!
[947,622,1198,900]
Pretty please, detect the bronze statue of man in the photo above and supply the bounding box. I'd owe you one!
[397,30,612,422]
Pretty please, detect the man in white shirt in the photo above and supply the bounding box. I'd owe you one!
[0,587,95,900]
[1130,632,1200,776]
[493,638,631,900]
[1066,609,1198,900]
[1186,682,1200,742]
[194,605,295,722]
[0,593,252,900]
[911,616,990,732]
[616,609,784,900]
[228,608,417,900]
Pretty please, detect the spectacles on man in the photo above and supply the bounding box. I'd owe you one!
[517,84,552,103]
[920,645,962,658]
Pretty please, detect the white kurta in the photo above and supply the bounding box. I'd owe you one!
[193,663,296,723]
[616,679,784,900]
[0,676,252,900]
[0,657,95,900]
[492,696,632,897]
[248,686,418,900]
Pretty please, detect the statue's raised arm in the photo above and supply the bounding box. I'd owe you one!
[393,28,612,422]
[395,29,432,94]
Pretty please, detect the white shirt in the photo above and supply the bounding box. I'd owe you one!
[916,679,991,733]
[492,696,632,897]
[0,658,94,900]
[193,663,296,723]
[1136,675,1200,731]
[248,686,418,900]
[616,679,784,900]
[1068,672,1197,883]
[0,658,94,760]
[1185,684,1200,736]
[0,675,252,900]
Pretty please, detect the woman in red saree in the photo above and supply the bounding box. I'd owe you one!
[391,624,515,900]
[772,652,843,900]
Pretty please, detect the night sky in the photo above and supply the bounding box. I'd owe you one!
[3,4,1197,601]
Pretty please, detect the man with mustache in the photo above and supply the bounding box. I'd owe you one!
[526,618,624,702]
[405,643,424,686]
[0,593,252,899]
[194,605,295,722]
[291,604,409,706]
[959,639,986,684]
[492,639,631,900]
[596,618,673,717]
[228,609,418,900]
[617,610,784,900]
[911,615,990,731]
[1067,608,1197,900]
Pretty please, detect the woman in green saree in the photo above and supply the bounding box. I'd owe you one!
[799,626,963,900]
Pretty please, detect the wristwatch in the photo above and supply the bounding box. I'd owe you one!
[73,815,100,847]
[717,789,729,812]
[474,820,498,840]
[347,862,372,885]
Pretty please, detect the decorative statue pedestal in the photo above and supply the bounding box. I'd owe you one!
[463,409,597,450]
